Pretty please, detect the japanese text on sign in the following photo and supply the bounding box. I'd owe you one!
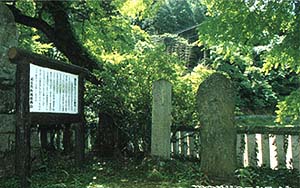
[29,64,79,114]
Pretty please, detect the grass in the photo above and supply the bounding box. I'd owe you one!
[0,154,209,188]
[1,152,299,188]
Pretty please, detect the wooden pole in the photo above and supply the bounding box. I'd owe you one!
[75,73,85,166]
[75,122,85,166]
[15,61,31,188]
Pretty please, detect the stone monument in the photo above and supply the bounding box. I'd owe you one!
[196,73,236,182]
[151,79,172,159]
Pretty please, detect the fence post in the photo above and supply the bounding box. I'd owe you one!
[247,134,257,167]
[188,132,195,157]
[236,134,244,167]
[276,135,286,168]
[291,135,300,185]
[262,134,270,168]
[173,131,180,156]
[292,135,300,170]
[181,131,188,157]
[151,79,172,159]
[196,73,236,182]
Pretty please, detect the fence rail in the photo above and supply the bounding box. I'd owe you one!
[171,125,300,170]
[237,125,300,170]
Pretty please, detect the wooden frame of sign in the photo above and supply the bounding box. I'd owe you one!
[8,47,87,188]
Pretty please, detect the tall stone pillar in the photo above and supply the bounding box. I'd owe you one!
[151,79,172,159]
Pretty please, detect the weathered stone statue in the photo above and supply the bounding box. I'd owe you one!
[196,73,236,182]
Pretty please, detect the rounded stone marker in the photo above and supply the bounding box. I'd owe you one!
[196,73,236,181]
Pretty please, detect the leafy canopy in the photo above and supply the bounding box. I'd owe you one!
[198,0,300,121]
[199,0,299,68]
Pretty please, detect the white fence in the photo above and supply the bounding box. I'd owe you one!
[171,126,200,159]
[171,125,300,170]
[237,126,300,169]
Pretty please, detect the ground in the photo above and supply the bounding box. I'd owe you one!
[0,153,208,188]
[1,114,299,188]
[0,152,298,188]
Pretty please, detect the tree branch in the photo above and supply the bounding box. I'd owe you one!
[7,3,103,85]
[7,4,54,37]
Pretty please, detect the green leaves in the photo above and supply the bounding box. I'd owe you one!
[83,24,217,149]
[153,0,205,39]
[198,0,299,62]
[198,0,300,115]
[276,89,300,124]
[235,166,299,187]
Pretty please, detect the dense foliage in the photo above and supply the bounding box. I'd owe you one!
[198,0,300,119]
[8,1,214,153]
[151,0,205,41]
[2,0,300,187]
[236,166,299,187]
[8,0,300,153]
[84,41,212,152]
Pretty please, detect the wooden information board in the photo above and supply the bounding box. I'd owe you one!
[9,47,87,124]
[8,47,87,188]
[29,63,79,114]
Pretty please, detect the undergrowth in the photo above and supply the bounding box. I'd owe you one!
[1,153,299,188]
[0,154,208,188]
[236,166,300,187]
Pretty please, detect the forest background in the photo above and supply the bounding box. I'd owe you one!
[5,0,300,154]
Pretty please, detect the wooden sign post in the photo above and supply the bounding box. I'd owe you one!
[8,48,87,188]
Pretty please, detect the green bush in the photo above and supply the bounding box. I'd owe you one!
[235,166,299,187]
